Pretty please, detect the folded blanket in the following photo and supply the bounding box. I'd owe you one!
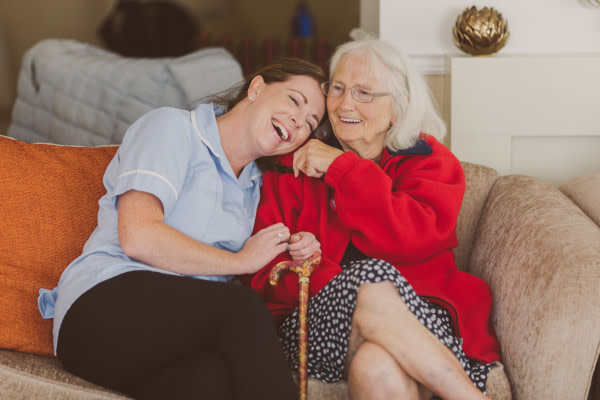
[8,39,243,145]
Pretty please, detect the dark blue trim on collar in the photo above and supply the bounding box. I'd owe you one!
[325,135,432,156]
[389,139,432,156]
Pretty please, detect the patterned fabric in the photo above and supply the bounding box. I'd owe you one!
[278,259,494,394]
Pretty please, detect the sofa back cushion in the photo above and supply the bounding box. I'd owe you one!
[454,162,498,271]
[560,172,600,228]
[0,135,117,356]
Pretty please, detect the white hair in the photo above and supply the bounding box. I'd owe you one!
[328,35,446,151]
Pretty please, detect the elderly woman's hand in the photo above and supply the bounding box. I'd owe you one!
[287,231,321,261]
[293,139,344,178]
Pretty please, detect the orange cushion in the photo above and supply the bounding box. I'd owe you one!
[0,136,118,356]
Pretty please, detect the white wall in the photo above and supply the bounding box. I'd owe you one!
[360,0,600,184]
[448,54,600,185]
[363,0,600,73]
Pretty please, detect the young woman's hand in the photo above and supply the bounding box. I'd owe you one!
[236,223,291,274]
[287,231,321,261]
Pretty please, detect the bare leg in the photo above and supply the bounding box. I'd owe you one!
[347,341,435,400]
[348,281,489,400]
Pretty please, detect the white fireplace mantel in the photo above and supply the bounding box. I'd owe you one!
[447,54,600,186]
[361,0,600,76]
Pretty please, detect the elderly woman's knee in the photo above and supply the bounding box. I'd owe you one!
[348,342,418,399]
[348,342,392,377]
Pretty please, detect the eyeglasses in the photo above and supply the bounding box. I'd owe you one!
[321,81,391,103]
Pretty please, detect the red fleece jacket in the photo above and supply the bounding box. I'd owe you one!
[242,135,501,364]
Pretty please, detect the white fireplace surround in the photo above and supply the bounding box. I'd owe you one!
[361,0,600,75]
[447,54,600,186]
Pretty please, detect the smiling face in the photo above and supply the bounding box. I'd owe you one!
[249,74,325,157]
[327,55,396,161]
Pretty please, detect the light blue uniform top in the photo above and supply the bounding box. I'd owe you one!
[38,103,262,354]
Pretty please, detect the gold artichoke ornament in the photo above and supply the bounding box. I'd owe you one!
[453,6,509,56]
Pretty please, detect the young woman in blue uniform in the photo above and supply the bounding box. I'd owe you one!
[38,58,326,400]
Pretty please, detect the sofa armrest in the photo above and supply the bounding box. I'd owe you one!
[468,175,600,400]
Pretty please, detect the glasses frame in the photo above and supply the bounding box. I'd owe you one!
[321,81,391,103]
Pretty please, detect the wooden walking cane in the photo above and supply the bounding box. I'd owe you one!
[269,251,321,400]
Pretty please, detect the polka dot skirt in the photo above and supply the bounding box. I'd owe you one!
[278,258,495,395]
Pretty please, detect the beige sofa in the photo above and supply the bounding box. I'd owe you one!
[561,172,600,228]
[560,172,600,400]
[1,134,599,399]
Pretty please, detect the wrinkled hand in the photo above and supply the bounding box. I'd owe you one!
[293,139,344,178]
[287,231,321,261]
[237,223,290,274]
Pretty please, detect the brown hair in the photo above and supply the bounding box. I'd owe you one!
[198,57,327,112]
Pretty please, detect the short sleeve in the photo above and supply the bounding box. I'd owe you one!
[112,108,191,216]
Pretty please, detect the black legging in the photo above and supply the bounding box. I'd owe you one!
[57,271,298,400]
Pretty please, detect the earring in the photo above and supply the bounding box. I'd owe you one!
[249,96,254,101]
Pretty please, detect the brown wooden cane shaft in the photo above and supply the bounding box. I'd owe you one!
[298,278,309,400]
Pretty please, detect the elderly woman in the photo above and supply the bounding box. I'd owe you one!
[244,38,502,399]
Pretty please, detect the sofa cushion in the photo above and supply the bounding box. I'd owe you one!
[469,175,600,400]
[298,362,511,399]
[455,162,498,272]
[560,172,600,227]
[0,349,130,399]
[0,135,117,356]
[0,347,511,400]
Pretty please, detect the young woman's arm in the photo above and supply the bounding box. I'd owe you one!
[118,189,291,276]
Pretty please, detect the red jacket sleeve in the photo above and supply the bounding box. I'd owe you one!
[324,139,465,264]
